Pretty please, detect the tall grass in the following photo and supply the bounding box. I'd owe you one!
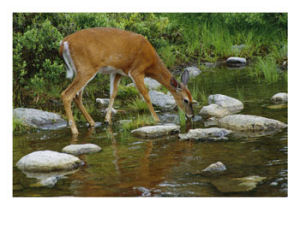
[128,97,148,112]
[253,56,280,83]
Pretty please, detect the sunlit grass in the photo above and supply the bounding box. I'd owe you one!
[128,97,149,112]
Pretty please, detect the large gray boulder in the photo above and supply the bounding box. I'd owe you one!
[149,90,176,111]
[226,57,247,67]
[144,77,161,90]
[62,144,102,155]
[184,66,201,78]
[178,127,232,141]
[131,124,180,138]
[218,114,287,131]
[208,94,244,114]
[199,104,231,118]
[271,92,288,103]
[13,108,67,130]
[211,176,266,193]
[16,150,83,172]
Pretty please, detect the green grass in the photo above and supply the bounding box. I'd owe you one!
[120,114,155,132]
[128,97,149,112]
[178,109,186,126]
[253,56,280,83]
[13,117,34,135]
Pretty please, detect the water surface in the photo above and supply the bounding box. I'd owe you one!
[13,65,287,197]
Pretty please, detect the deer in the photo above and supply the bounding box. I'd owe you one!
[59,27,194,135]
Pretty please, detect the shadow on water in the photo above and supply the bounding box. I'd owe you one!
[13,65,287,197]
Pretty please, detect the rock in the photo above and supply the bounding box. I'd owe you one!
[226,57,247,67]
[211,176,266,193]
[199,104,231,118]
[203,62,216,68]
[24,169,79,188]
[13,108,67,130]
[191,115,202,122]
[267,104,287,110]
[271,93,288,103]
[200,161,227,176]
[131,123,180,138]
[144,77,161,90]
[62,143,101,155]
[85,121,102,128]
[178,127,232,141]
[208,94,244,114]
[218,114,287,132]
[96,98,110,106]
[184,66,201,78]
[204,117,218,127]
[149,90,176,111]
[127,77,161,90]
[16,150,83,172]
[158,113,180,124]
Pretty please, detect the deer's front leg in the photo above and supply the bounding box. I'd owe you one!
[131,73,160,123]
[105,73,121,124]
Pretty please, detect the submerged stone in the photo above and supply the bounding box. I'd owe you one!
[178,127,232,141]
[211,176,266,193]
[218,114,287,132]
[62,143,102,155]
[208,94,244,114]
[16,150,83,172]
[13,108,67,130]
[267,104,287,110]
[199,104,231,118]
[131,123,180,138]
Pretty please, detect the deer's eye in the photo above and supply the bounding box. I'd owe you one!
[183,98,189,104]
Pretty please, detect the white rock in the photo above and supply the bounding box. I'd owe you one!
[131,124,180,138]
[184,66,201,78]
[218,114,287,131]
[179,127,232,141]
[199,104,231,118]
[149,90,176,111]
[226,57,247,66]
[62,144,101,155]
[208,94,244,114]
[16,150,82,172]
[201,161,227,176]
[144,77,161,90]
[271,93,288,103]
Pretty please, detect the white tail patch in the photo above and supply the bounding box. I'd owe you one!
[62,41,76,79]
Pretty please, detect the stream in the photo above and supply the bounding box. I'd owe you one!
[13,65,288,197]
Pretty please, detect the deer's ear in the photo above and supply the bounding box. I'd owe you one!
[170,77,179,89]
[181,69,190,86]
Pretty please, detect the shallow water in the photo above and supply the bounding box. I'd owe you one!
[13,65,287,197]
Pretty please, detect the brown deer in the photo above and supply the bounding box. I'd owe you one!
[59,27,194,135]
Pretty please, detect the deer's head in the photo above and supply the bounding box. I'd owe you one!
[170,70,194,119]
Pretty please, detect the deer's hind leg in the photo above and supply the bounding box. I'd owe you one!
[61,72,97,135]
[104,73,122,124]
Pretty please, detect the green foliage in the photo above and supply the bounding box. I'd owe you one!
[128,97,149,112]
[120,114,155,132]
[13,117,35,135]
[252,56,280,83]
